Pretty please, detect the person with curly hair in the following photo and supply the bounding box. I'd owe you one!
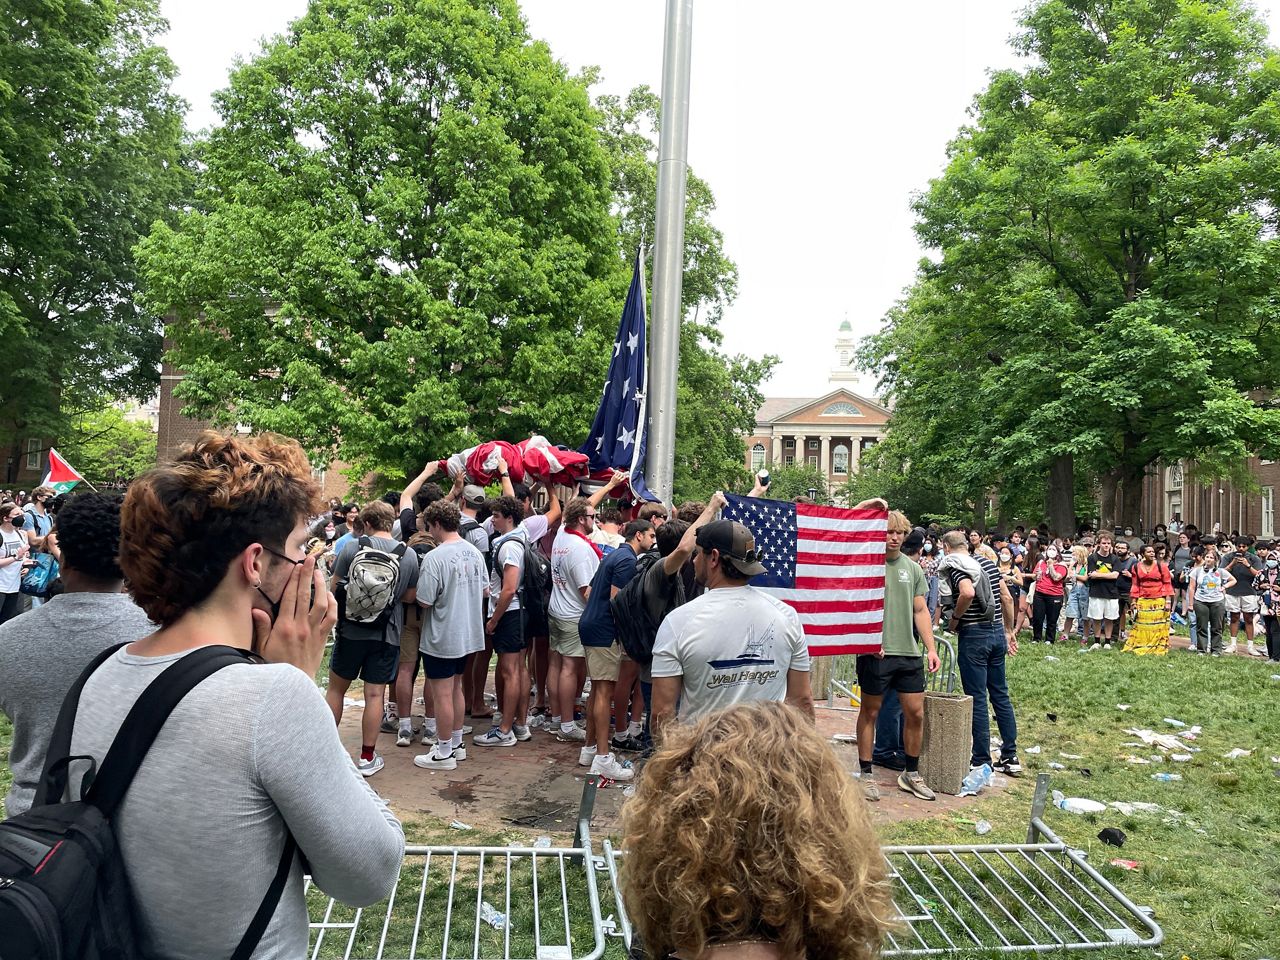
[56,432,402,958]
[0,492,155,816]
[621,701,895,960]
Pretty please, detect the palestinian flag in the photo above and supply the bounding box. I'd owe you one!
[42,448,85,494]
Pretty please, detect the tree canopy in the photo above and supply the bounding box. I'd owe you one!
[0,0,188,475]
[860,0,1280,532]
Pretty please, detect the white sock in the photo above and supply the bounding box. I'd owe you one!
[627,721,643,737]
[424,718,437,736]
[434,744,452,759]
[562,721,576,735]
[452,730,463,749]
[551,715,562,725]
[399,718,412,733]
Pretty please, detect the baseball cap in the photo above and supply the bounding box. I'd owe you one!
[462,484,486,507]
[695,519,766,577]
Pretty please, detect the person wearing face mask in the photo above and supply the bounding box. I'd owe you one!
[918,533,940,620]
[47,432,401,958]
[1252,543,1280,661]
[1183,548,1235,655]
[0,501,32,623]
[996,544,1023,623]
[1029,545,1069,645]
[1126,544,1174,655]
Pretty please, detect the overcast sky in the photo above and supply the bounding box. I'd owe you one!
[158,0,1280,399]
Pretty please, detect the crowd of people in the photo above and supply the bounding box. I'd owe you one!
[3,431,1275,959]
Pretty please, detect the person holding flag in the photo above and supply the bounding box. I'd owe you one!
[40,448,87,495]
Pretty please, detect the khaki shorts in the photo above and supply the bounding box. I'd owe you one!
[1225,594,1260,615]
[584,642,622,682]
[548,616,585,659]
[399,608,423,665]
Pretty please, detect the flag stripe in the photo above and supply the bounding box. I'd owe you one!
[787,598,886,614]
[795,550,886,566]
[797,504,886,522]
[806,642,883,656]
[800,620,884,636]
[796,515,888,533]
[793,575,885,591]
[798,527,887,544]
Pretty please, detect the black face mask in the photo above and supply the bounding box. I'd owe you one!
[257,546,305,627]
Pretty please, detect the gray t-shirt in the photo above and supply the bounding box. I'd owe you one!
[417,537,488,659]
[0,592,155,816]
[651,585,809,721]
[68,648,403,958]
[332,535,420,645]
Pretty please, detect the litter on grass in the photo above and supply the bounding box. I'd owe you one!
[1044,655,1060,661]
[1163,718,1186,728]
[1109,859,1141,871]
[1117,704,1131,711]
[1060,752,1084,759]
[1026,745,1041,754]
[975,819,992,836]
[1125,756,1151,765]
[1223,748,1253,759]
[1171,754,1192,762]
[1048,762,1067,769]
[1098,827,1127,847]
[449,820,473,831]
[1125,728,1186,751]
[1051,790,1106,814]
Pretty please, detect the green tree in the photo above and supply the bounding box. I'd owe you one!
[0,0,189,476]
[760,463,829,503]
[60,404,157,485]
[861,0,1280,534]
[593,85,775,502]
[138,0,622,480]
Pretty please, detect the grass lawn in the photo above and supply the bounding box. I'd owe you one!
[4,638,1279,958]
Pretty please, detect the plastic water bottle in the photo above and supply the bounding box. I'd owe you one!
[959,763,992,796]
[1050,790,1107,814]
[975,819,992,836]
[1151,773,1182,782]
[479,901,506,930]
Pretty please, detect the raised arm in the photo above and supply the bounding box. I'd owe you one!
[663,491,726,575]
[588,470,629,509]
[400,461,439,513]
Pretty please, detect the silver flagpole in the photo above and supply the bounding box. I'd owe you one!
[646,0,693,504]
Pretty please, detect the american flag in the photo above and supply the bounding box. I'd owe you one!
[721,493,886,656]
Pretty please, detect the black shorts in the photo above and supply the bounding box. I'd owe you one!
[331,634,398,684]
[421,652,470,680]
[491,609,527,655]
[856,654,926,697]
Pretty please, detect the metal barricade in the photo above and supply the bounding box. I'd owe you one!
[828,636,958,710]
[305,781,608,960]
[599,774,1162,957]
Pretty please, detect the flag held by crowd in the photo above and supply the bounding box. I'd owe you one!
[41,448,85,494]
[580,249,657,501]
[721,494,887,656]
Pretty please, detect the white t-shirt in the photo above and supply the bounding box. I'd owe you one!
[651,586,809,721]
[1,528,26,594]
[483,513,549,544]
[488,531,525,617]
[548,528,599,622]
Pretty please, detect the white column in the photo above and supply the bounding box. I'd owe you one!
[795,434,807,467]
[851,438,862,474]
[819,435,831,478]
[771,434,782,465]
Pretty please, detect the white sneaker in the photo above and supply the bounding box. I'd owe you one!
[357,753,384,777]
[579,745,597,767]
[557,726,587,742]
[453,745,468,762]
[1103,642,1112,650]
[396,726,413,747]
[421,728,438,746]
[590,751,634,781]
[473,727,517,747]
[1089,642,1101,651]
[414,751,457,771]
[513,724,532,741]
[1225,642,1237,654]
[460,724,474,735]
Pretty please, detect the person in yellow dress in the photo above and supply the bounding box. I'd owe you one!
[1126,544,1174,655]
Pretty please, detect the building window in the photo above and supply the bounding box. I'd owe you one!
[26,438,41,471]
[807,439,819,451]
[1167,464,1183,489]
[839,349,849,365]
[783,455,794,467]
[1263,486,1274,539]
[821,401,861,416]
[833,444,849,474]
[751,444,766,470]
[807,455,819,469]
[784,439,794,449]
[312,466,327,488]
[861,438,878,451]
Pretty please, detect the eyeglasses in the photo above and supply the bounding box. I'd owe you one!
[263,544,305,566]
[584,513,597,520]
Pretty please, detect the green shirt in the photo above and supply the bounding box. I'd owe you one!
[881,554,928,657]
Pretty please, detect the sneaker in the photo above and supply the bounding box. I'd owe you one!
[1249,645,1266,657]
[897,770,936,801]
[460,724,474,735]
[413,751,457,771]
[357,753,384,777]
[611,734,644,753]
[527,714,548,730]
[579,745,597,767]
[421,728,438,746]
[857,774,881,802]
[380,704,399,734]
[396,727,413,748]
[474,727,517,748]
[872,754,906,772]
[513,724,533,742]
[590,751,634,781]
[994,756,1023,777]
[1089,642,1101,651]
[1103,642,1112,650]
[1225,641,1237,655]
[557,726,587,743]
[453,745,468,761]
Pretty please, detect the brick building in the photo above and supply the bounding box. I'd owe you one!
[1141,459,1278,538]
[742,320,890,487]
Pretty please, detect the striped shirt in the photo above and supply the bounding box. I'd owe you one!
[944,554,1004,624]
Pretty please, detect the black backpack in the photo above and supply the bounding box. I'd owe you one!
[493,531,551,637]
[611,553,685,665]
[0,644,296,960]
[458,516,491,569]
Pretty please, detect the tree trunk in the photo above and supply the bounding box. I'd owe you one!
[996,491,1016,533]
[1046,453,1075,537]
[1119,464,1146,533]
[972,491,987,532]
[1099,471,1119,529]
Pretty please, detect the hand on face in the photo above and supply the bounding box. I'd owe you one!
[251,552,337,676]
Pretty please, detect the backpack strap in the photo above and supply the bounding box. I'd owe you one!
[34,642,131,807]
[392,542,406,558]
[358,535,372,548]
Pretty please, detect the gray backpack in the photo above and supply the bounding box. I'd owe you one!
[342,536,406,626]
